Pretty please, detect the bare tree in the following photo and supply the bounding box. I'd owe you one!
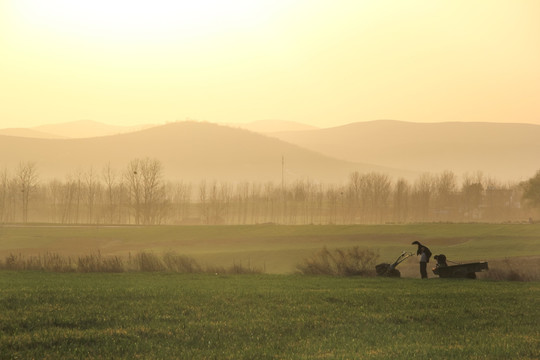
[434,171,458,221]
[0,168,9,223]
[220,182,233,224]
[102,163,118,224]
[140,158,166,224]
[369,173,392,223]
[47,179,63,223]
[204,181,232,224]
[250,182,262,224]
[347,172,362,222]
[236,182,250,224]
[73,170,83,223]
[462,172,485,221]
[84,167,101,223]
[411,173,434,222]
[263,181,277,224]
[326,187,340,224]
[59,174,78,224]
[125,160,142,224]
[124,158,166,224]
[199,180,209,224]
[16,162,39,223]
[485,179,518,222]
[167,181,192,224]
[347,172,391,223]
[393,178,410,223]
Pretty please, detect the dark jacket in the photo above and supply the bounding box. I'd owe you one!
[412,241,432,263]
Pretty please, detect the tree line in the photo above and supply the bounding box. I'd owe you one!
[0,159,538,225]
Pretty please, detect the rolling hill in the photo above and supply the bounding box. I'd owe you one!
[269,120,540,182]
[0,128,64,139]
[229,120,319,133]
[0,122,402,183]
[31,120,157,138]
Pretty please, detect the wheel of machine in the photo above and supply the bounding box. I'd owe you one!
[375,263,390,276]
[375,263,401,277]
[388,269,401,277]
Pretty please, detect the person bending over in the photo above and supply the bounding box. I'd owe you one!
[412,241,431,279]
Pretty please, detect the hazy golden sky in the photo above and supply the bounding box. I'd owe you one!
[1,0,539,128]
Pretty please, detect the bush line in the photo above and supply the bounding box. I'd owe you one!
[296,246,379,277]
[2,248,537,281]
[0,251,262,275]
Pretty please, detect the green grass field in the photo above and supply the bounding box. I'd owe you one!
[1,225,539,358]
[1,272,538,359]
[1,223,539,275]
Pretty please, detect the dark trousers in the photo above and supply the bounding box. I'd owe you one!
[420,262,428,279]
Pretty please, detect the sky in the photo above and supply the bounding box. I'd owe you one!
[1,0,539,129]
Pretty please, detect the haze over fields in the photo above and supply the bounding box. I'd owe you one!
[1,1,538,184]
[269,120,540,182]
[0,119,538,183]
[0,121,399,183]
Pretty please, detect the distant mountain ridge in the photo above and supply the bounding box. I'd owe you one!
[229,120,318,133]
[31,120,157,138]
[0,122,402,183]
[0,128,65,139]
[1,119,316,139]
[2,119,536,183]
[269,120,540,181]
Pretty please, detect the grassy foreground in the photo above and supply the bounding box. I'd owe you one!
[0,272,538,359]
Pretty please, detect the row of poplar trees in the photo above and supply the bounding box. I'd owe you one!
[0,159,538,225]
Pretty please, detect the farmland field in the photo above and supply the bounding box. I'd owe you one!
[1,224,539,359]
[0,272,539,359]
[0,223,539,276]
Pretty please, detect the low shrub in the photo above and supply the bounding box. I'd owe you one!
[0,251,263,275]
[78,252,124,273]
[297,246,379,276]
[129,251,166,272]
[162,251,202,273]
[0,253,74,272]
[207,261,263,275]
[480,258,540,282]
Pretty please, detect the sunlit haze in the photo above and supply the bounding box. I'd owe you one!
[1,0,539,128]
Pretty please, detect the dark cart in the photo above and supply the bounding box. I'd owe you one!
[376,251,413,277]
[432,255,488,279]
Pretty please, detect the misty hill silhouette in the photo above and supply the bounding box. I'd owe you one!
[2,119,314,139]
[0,128,64,139]
[230,120,318,133]
[270,120,540,181]
[0,122,398,182]
[32,120,156,138]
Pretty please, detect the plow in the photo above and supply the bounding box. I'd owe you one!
[375,251,413,277]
